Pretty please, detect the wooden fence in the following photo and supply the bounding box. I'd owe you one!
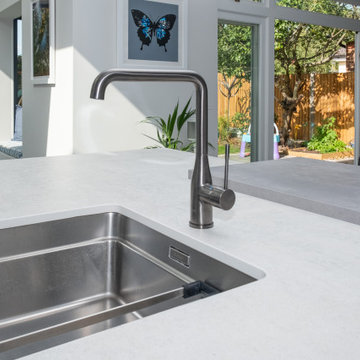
[218,74,252,125]
[218,72,355,144]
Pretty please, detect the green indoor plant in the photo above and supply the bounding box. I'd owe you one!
[141,98,196,151]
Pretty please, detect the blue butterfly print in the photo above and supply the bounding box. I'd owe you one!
[131,9,177,52]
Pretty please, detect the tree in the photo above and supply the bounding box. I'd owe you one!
[275,0,358,145]
[218,23,252,124]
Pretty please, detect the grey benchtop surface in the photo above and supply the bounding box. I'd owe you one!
[210,157,360,225]
[0,150,359,360]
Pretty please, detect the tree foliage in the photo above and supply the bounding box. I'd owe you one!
[218,23,252,123]
[218,23,252,80]
[277,0,360,18]
[275,0,358,145]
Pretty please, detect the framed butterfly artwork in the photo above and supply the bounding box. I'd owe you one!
[117,0,188,69]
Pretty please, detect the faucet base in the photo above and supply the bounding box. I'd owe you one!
[189,221,214,229]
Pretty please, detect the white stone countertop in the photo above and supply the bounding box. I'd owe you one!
[210,158,360,225]
[1,149,360,359]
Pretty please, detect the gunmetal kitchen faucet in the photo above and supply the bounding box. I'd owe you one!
[90,70,235,229]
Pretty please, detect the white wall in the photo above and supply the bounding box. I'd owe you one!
[0,0,20,13]
[21,0,219,157]
[0,18,13,141]
[188,0,218,153]
[72,0,218,155]
[22,0,74,158]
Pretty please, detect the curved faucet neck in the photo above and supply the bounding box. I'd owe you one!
[90,69,235,229]
[90,70,209,159]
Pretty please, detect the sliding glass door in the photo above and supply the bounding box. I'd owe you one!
[217,21,259,163]
[217,0,360,166]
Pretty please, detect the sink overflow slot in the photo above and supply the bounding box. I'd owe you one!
[169,246,191,268]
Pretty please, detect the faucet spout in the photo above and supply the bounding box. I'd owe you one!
[90,69,235,229]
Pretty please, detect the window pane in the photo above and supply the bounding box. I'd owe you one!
[218,22,258,163]
[276,0,360,19]
[274,19,356,164]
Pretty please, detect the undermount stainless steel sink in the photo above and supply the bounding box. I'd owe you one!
[0,213,263,358]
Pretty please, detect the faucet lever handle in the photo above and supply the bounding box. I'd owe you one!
[224,144,230,189]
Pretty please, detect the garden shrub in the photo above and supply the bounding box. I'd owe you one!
[307,117,347,154]
[231,112,250,135]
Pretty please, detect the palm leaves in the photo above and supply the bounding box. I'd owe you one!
[142,98,196,151]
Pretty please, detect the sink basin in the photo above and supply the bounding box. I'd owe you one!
[0,213,263,358]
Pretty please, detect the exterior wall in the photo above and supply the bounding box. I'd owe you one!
[22,0,74,158]
[338,62,347,73]
[0,18,14,141]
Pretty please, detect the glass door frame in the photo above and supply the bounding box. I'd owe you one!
[218,11,273,161]
[218,0,360,165]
